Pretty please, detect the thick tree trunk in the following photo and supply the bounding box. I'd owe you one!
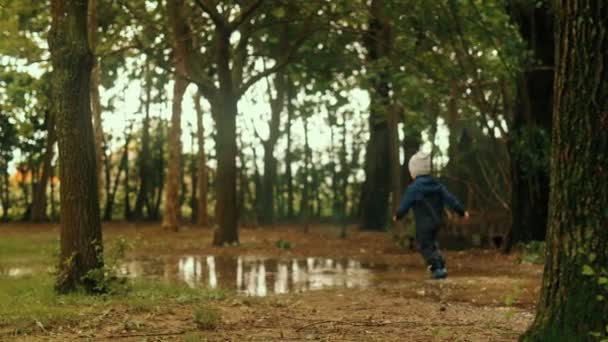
[212,30,239,245]
[49,0,103,293]
[134,65,153,221]
[193,91,209,226]
[31,111,56,222]
[360,0,391,230]
[504,2,553,252]
[163,0,190,231]
[522,2,608,339]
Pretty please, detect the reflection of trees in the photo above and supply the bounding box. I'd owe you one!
[124,256,373,296]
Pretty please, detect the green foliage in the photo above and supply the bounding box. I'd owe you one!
[275,239,293,249]
[510,127,551,177]
[519,240,545,264]
[192,306,220,330]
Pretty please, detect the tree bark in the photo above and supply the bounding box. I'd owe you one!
[360,0,392,230]
[103,130,132,221]
[1,164,9,221]
[522,2,608,339]
[193,92,209,227]
[49,0,103,293]
[134,64,153,221]
[285,77,295,219]
[259,72,285,225]
[301,112,311,231]
[31,111,56,222]
[163,0,189,231]
[212,28,239,245]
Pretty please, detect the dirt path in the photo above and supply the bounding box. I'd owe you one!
[1,223,542,341]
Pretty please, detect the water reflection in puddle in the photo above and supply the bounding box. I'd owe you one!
[0,267,35,277]
[120,256,384,296]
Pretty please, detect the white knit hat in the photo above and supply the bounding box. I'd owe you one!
[408,151,432,178]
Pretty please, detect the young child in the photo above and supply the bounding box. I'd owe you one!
[393,151,469,279]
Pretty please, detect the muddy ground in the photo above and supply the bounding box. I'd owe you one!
[0,223,542,341]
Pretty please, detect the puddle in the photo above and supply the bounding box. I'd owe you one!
[120,256,388,296]
[0,267,35,277]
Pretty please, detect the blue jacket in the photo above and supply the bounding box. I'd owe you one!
[395,175,465,227]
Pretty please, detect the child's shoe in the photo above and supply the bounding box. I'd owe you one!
[431,268,447,279]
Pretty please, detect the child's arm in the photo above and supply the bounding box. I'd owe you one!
[440,185,466,217]
[394,186,416,220]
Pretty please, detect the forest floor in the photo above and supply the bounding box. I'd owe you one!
[0,222,542,341]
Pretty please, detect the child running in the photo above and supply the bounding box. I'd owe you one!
[393,151,469,279]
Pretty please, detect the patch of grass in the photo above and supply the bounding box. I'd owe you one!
[0,235,57,267]
[0,273,230,336]
[184,332,209,342]
[192,306,220,330]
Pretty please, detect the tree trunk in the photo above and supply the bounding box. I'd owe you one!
[339,110,349,238]
[360,0,392,231]
[163,0,189,231]
[1,166,9,221]
[523,2,608,339]
[50,163,57,220]
[504,1,553,252]
[212,30,239,245]
[134,64,153,221]
[285,77,295,220]
[31,111,56,222]
[88,0,104,206]
[388,104,401,225]
[193,92,209,227]
[124,144,132,220]
[301,113,311,231]
[104,130,131,221]
[49,0,103,293]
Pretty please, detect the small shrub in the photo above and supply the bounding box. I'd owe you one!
[519,240,545,264]
[275,239,293,249]
[193,306,220,330]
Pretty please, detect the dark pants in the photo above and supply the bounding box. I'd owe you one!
[416,223,445,271]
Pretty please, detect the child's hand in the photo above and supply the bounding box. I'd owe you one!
[463,211,470,220]
[392,215,398,222]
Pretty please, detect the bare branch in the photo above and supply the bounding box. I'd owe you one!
[194,0,228,29]
[230,0,264,30]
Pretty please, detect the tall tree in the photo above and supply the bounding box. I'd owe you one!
[523,1,608,339]
[134,64,153,221]
[193,91,209,226]
[163,0,190,231]
[167,0,318,245]
[48,0,104,293]
[504,1,553,251]
[31,110,56,222]
[360,0,392,230]
[257,71,286,225]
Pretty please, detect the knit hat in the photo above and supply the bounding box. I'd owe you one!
[408,151,432,178]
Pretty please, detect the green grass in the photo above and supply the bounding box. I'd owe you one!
[0,235,58,267]
[0,272,229,335]
[0,231,230,336]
